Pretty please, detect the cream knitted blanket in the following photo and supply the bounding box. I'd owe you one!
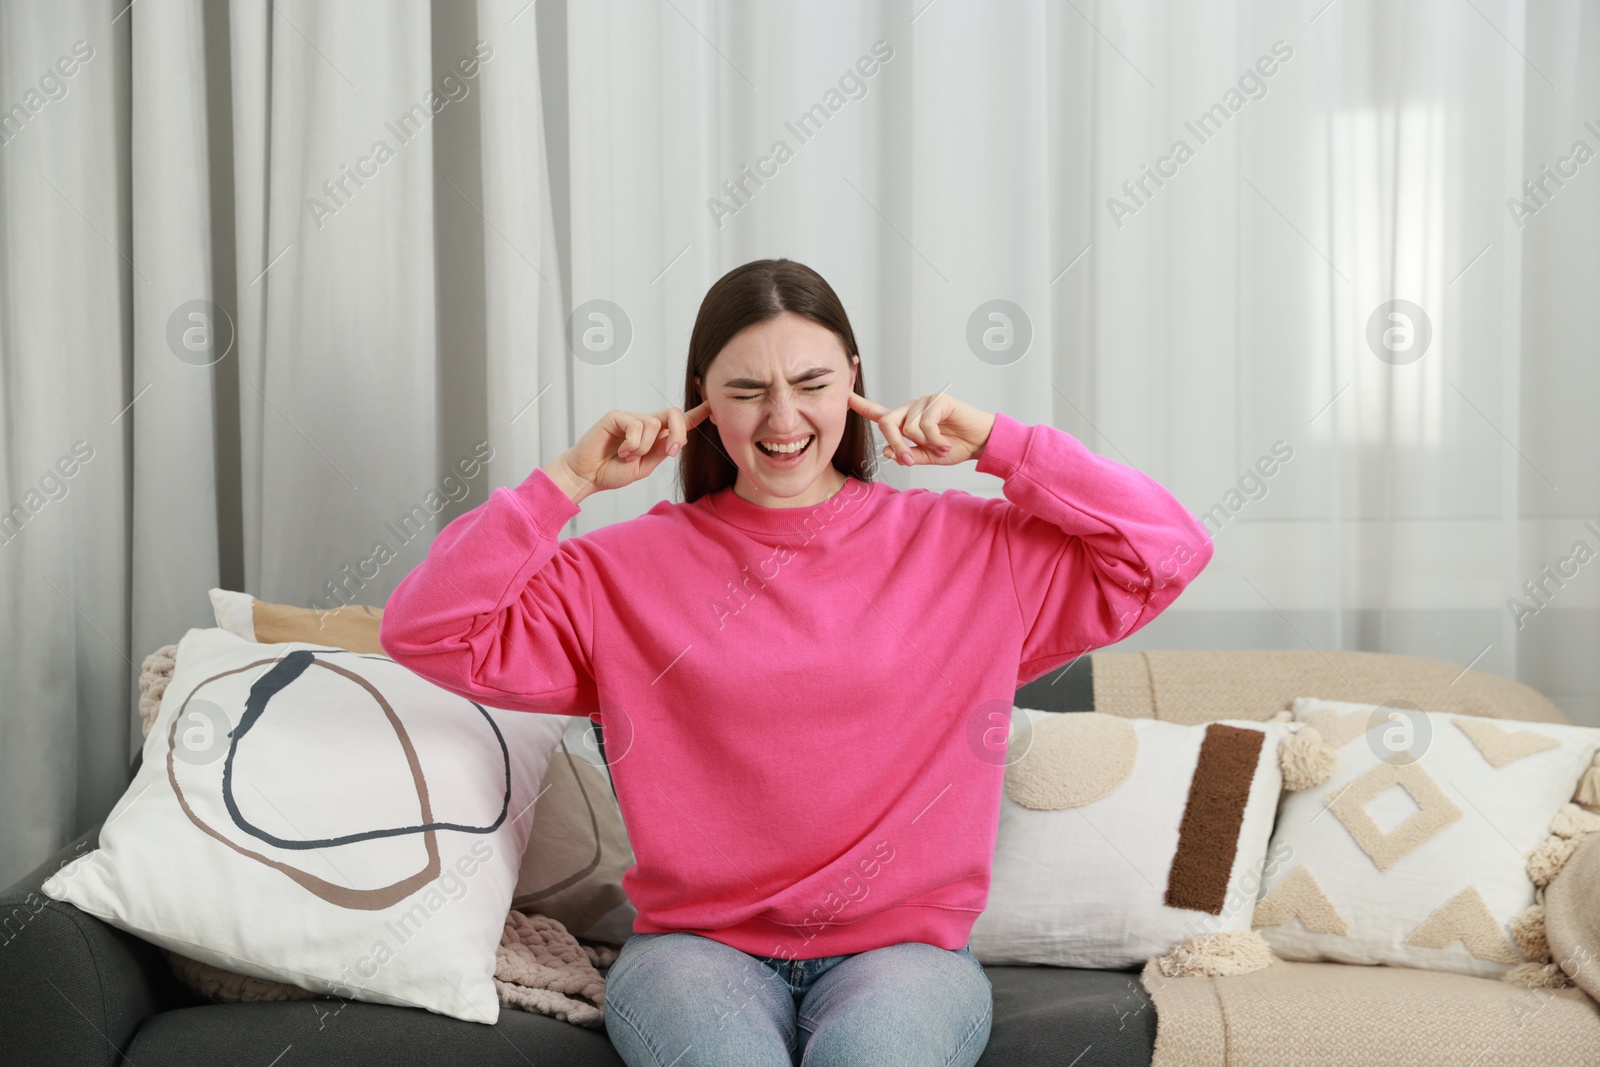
[1139,956,1600,1065]
[1092,649,1570,725]
[1114,649,1600,1063]
[137,644,616,1027]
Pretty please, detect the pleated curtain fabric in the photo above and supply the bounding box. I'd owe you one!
[1,0,1596,892]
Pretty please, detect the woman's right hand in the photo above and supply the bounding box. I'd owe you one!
[553,402,709,499]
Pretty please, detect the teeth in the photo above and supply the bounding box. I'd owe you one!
[759,435,811,455]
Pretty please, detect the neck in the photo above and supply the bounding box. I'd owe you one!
[733,466,848,510]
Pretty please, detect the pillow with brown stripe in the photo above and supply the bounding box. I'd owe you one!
[969,709,1299,969]
[1253,696,1600,979]
[207,587,638,944]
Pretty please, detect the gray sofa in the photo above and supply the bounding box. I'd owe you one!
[1,662,1155,1066]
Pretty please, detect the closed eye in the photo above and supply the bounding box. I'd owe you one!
[733,384,829,400]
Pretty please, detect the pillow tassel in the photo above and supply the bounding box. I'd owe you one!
[1573,753,1600,809]
[1504,962,1572,989]
[1507,903,1551,965]
[1279,726,1337,791]
[1153,931,1275,978]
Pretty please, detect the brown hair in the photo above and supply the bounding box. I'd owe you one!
[677,258,878,503]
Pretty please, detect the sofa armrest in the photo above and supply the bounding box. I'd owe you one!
[0,821,193,1067]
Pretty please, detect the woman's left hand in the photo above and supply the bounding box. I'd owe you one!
[848,390,997,467]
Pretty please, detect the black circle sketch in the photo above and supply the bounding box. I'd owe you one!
[194,648,512,850]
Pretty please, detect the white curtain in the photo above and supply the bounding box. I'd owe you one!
[2,0,1595,886]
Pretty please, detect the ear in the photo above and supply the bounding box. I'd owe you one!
[694,375,717,425]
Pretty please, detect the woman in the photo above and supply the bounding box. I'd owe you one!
[379,258,1213,1065]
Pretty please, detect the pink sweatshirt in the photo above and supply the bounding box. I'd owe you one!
[379,412,1213,959]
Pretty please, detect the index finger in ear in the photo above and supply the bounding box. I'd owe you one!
[683,401,710,429]
[847,390,890,420]
[663,406,688,455]
[875,403,916,461]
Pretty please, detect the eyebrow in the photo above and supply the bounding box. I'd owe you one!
[719,367,836,390]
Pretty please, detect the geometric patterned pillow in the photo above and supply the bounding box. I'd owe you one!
[1255,696,1600,978]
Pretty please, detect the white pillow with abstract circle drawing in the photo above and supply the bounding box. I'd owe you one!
[969,710,1298,969]
[42,626,567,1024]
[1253,696,1600,979]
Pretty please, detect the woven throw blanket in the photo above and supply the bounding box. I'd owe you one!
[138,645,618,1027]
[1093,650,1570,725]
[1140,956,1600,1066]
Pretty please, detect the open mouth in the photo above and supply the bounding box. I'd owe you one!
[756,435,814,462]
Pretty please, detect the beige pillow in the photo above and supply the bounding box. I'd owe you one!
[512,732,636,939]
[1546,829,1600,998]
[207,588,384,652]
[206,588,637,943]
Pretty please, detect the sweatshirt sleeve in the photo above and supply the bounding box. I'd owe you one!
[973,411,1214,684]
[377,465,599,717]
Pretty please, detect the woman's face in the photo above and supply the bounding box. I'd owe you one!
[696,311,859,509]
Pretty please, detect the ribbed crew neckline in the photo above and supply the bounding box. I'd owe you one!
[706,474,878,537]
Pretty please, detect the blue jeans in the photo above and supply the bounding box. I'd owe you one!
[603,931,993,1066]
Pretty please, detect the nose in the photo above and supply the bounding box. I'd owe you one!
[762,388,805,433]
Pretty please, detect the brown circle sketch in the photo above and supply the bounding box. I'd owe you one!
[165,651,506,911]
